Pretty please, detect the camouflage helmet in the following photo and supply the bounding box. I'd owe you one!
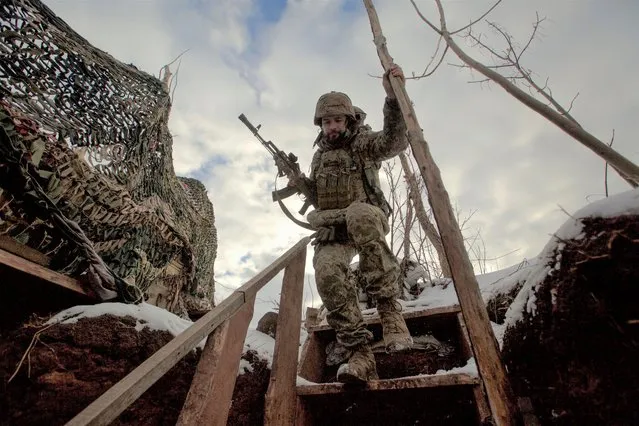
[314,91,356,126]
[353,106,366,123]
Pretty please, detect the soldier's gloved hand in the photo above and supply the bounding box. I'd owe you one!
[310,226,336,246]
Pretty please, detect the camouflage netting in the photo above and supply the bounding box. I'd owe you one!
[0,0,217,317]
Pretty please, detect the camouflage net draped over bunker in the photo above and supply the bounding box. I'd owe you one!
[0,0,217,316]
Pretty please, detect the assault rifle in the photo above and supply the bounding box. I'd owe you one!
[238,114,317,227]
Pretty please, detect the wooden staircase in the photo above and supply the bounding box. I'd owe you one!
[2,236,536,425]
[294,305,492,425]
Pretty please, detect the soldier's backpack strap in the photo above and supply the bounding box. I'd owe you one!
[355,151,392,218]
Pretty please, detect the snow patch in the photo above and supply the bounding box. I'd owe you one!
[244,329,276,368]
[48,303,278,362]
[435,357,478,377]
[48,302,196,339]
[296,376,318,386]
[359,258,535,319]
[491,322,506,349]
[238,359,254,375]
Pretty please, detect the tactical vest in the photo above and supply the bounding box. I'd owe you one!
[311,146,391,217]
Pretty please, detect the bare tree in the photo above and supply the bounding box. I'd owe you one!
[384,159,439,279]
[384,156,496,278]
[382,159,408,255]
[402,182,413,264]
[409,0,639,187]
[399,151,452,277]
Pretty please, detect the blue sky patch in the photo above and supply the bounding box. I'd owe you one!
[188,154,229,182]
[341,0,360,14]
[257,0,287,23]
[245,0,287,41]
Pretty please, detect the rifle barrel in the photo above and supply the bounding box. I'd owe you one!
[238,113,259,135]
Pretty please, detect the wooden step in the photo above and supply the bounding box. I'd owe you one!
[296,307,494,425]
[297,372,479,396]
[308,304,461,333]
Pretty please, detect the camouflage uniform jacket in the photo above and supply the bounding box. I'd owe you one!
[309,97,407,215]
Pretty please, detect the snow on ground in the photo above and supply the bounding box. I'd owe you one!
[435,357,478,377]
[355,256,538,320]
[47,302,195,337]
[349,188,639,340]
[48,302,277,374]
[243,328,276,369]
[296,376,318,385]
[45,189,639,381]
[491,322,507,349]
[503,187,639,329]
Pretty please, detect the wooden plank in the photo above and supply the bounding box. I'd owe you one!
[362,2,518,424]
[297,373,479,396]
[177,295,255,426]
[64,293,244,426]
[457,313,493,424]
[297,333,325,383]
[456,312,474,362]
[264,249,307,426]
[0,247,90,297]
[295,397,314,426]
[473,384,493,425]
[0,235,50,266]
[63,236,310,426]
[309,305,460,333]
[518,397,541,426]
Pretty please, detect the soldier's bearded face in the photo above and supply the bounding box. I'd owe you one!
[321,115,347,141]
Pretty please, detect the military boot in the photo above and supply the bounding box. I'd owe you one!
[377,298,413,352]
[336,344,378,383]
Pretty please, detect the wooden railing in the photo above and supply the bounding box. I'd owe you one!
[64,236,310,426]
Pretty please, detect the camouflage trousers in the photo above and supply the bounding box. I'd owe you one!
[313,201,400,349]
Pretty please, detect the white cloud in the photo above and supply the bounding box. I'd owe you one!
[42,0,639,323]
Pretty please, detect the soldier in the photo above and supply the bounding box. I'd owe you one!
[302,64,413,383]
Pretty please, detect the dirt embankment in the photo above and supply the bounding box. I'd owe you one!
[0,315,270,426]
[503,215,639,425]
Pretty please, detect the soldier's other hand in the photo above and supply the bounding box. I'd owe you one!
[287,173,305,187]
[383,63,405,99]
[310,226,335,246]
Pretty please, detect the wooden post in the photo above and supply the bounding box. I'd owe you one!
[0,248,91,297]
[63,237,310,426]
[177,295,256,426]
[264,248,307,425]
[362,1,518,424]
[176,320,231,425]
[457,313,493,425]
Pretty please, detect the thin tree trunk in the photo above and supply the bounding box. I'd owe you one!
[402,183,413,263]
[399,152,452,278]
[401,187,413,299]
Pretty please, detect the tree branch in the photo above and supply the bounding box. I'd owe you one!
[423,0,639,186]
[451,0,504,35]
[409,0,442,34]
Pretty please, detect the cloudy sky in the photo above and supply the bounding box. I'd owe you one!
[43,0,639,322]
